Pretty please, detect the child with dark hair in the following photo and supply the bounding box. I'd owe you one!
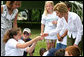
[21,28,35,56]
[39,48,47,56]
[54,49,65,56]
[41,48,57,56]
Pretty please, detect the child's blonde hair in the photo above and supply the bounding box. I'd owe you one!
[54,2,68,14]
[43,1,54,16]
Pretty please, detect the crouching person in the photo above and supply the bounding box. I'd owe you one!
[21,28,35,56]
[3,28,43,56]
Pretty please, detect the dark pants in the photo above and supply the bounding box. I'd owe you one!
[67,36,83,55]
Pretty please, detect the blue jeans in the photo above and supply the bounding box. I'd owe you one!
[56,43,67,50]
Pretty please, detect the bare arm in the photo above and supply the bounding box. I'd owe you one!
[13,13,18,29]
[41,24,45,34]
[16,36,42,49]
[57,33,62,41]
[61,30,68,38]
[57,30,68,41]
[1,6,3,14]
[26,42,37,53]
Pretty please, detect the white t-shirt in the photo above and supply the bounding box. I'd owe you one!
[5,39,27,56]
[41,11,59,40]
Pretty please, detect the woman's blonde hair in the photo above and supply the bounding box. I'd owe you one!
[54,2,68,14]
[43,1,54,16]
[6,1,21,10]
[3,28,21,43]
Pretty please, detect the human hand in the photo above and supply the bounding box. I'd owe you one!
[52,21,57,24]
[40,32,44,36]
[33,41,37,44]
[41,33,49,37]
[58,37,63,42]
[73,44,78,48]
[35,36,44,41]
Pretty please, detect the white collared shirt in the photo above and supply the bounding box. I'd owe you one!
[67,12,83,45]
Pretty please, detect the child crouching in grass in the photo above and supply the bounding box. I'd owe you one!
[21,28,35,56]
[3,28,44,56]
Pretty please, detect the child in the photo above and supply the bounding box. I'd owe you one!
[42,48,57,56]
[65,46,81,56]
[41,1,59,50]
[3,28,43,56]
[39,48,47,56]
[54,49,65,56]
[21,28,35,56]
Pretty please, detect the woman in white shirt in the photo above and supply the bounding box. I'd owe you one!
[1,1,21,56]
[53,2,83,47]
[41,1,58,50]
[3,28,43,56]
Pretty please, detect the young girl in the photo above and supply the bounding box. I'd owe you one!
[1,1,21,56]
[3,28,43,56]
[41,1,59,50]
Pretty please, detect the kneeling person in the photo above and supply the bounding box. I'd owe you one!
[21,28,35,56]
